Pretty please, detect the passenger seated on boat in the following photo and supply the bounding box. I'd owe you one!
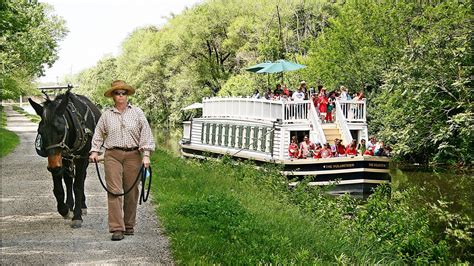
[264,88,273,100]
[252,89,260,99]
[273,84,283,99]
[357,139,367,155]
[374,141,388,156]
[312,143,323,159]
[367,135,377,150]
[345,139,358,156]
[298,135,315,159]
[363,146,375,156]
[320,143,333,158]
[332,139,346,157]
[288,136,299,158]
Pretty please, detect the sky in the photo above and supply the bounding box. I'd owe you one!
[37,0,202,84]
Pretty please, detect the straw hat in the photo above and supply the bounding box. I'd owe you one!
[104,80,135,97]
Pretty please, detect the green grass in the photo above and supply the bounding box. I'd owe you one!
[12,105,41,123]
[0,106,20,158]
[150,150,466,264]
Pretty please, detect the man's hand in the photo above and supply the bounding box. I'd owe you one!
[89,152,99,163]
[142,156,150,168]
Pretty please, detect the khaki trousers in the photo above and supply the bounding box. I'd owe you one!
[104,149,141,233]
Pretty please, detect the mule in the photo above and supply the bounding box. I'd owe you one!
[29,91,101,228]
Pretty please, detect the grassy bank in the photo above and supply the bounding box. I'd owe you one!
[151,150,472,264]
[12,105,41,123]
[0,106,20,158]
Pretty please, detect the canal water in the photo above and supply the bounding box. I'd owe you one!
[153,127,473,219]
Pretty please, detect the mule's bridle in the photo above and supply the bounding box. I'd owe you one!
[45,115,70,152]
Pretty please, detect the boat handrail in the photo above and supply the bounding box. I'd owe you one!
[309,101,326,145]
[202,97,311,123]
[337,99,366,123]
[335,100,353,145]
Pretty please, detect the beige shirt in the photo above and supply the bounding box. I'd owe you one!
[90,104,155,156]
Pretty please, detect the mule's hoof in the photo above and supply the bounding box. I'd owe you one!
[61,210,71,219]
[70,220,83,228]
[81,208,87,215]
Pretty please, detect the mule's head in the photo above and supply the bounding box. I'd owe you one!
[29,94,70,174]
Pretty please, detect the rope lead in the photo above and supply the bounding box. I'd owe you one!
[94,161,152,205]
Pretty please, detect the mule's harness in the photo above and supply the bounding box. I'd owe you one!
[45,96,98,168]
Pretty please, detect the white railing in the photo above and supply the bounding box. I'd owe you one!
[338,99,366,123]
[309,102,326,145]
[335,100,353,145]
[202,97,310,123]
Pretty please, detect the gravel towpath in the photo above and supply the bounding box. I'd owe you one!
[1,106,173,264]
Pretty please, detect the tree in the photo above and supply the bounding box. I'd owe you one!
[0,0,67,99]
[369,1,473,165]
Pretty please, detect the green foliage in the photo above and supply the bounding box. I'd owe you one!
[152,150,471,263]
[0,106,19,158]
[218,72,260,97]
[369,1,473,165]
[0,0,67,100]
[74,56,118,108]
[12,106,40,123]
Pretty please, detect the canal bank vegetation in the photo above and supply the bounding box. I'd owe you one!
[0,106,19,158]
[151,150,473,264]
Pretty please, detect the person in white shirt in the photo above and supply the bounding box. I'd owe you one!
[292,87,305,101]
[89,80,155,241]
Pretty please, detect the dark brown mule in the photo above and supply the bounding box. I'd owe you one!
[29,91,101,228]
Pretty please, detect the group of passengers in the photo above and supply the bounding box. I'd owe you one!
[252,82,365,123]
[288,135,391,159]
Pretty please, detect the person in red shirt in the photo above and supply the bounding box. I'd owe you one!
[345,139,358,156]
[313,143,323,159]
[335,139,346,157]
[317,88,328,122]
[364,146,375,156]
[288,136,299,159]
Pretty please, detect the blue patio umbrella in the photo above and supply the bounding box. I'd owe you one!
[245,62,273,73]
[256,59,306,74]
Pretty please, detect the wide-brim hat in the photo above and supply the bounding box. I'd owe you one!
[104,80,135,97]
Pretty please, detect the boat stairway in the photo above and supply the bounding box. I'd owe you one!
[319,123,342,144]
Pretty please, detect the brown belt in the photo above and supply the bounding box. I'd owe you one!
[110,147,139,152]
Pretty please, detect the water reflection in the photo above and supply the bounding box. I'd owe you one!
[391,166,473,218]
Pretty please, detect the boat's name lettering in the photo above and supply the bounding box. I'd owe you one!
[368,163,386,168]
[324,163,354,169]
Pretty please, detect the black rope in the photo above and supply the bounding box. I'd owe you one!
[94,161,152,205]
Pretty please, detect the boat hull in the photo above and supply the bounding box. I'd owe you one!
[181,143,390,196]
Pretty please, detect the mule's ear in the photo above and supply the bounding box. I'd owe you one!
[56,94,70,115]
[28,98,43,116]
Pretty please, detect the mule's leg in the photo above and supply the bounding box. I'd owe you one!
[63,161,74,212]
[71,159,88,228]
[52,174,69,217]
[81,167,87,214]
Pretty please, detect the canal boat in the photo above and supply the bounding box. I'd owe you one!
[180,97,390,196]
